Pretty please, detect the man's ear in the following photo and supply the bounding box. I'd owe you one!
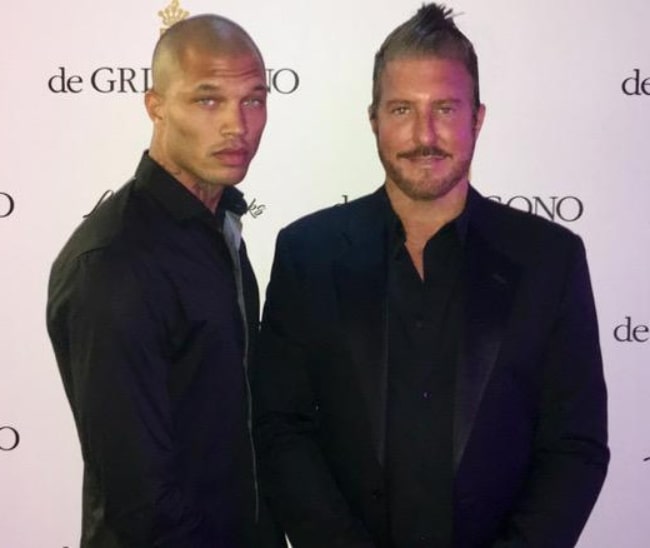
[474,103,486,136]
[144,90,164,123]
[368,105,378,135]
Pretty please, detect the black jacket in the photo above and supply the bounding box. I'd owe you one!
[253,187,609,548]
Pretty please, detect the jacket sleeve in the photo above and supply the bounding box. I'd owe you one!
[252,229,376,548]
[47,250,214,548]
[493,236,609,548]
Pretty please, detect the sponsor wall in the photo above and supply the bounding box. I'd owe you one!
[1,0,648,546]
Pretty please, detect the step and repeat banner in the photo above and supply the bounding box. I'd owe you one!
[1,1,648,546]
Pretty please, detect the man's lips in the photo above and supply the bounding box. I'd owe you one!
[212,148,249,167]
[407,154,447,165]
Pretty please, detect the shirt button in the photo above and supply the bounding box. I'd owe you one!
[415,320,424,329]
[423,391,431,400]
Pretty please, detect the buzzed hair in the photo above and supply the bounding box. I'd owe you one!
[151,14,264,93]
[370,3,480,118]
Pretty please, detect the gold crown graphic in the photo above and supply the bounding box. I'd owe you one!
[159,0,190,34]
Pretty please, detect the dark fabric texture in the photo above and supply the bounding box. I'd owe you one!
[385,208,463,547]
[47,153,285,548]
[253,186,609,548]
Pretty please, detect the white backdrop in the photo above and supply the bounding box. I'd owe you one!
[1,1,649,546]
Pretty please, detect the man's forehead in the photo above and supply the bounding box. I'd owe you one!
[164,53,266,97]
[157,37,262,74]
[179,49,265,79]
[179,42,261,62]
[377,56,475,105]
[384,54,466,71]
[182,33,261,56]
[381,55,473,86]
[159,44,259,78]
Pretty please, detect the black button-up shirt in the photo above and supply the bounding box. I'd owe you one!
[383,191,469,548]
[47,153,260,547]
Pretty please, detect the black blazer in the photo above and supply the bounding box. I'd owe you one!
[253,187,609,548]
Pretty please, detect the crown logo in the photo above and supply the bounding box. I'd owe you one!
[158,0,190,34]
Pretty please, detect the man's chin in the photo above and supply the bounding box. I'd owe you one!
[393,176,464,202]
[204,168,249,188]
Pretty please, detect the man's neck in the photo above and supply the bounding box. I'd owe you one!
[386,180,468,280]
[186,180,224,214]
[148,148,224,213]
[386,179,468,241]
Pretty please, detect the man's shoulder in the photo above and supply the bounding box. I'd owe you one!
[51,176,159,276]
[471,189,583,257]
[281,190,381,240]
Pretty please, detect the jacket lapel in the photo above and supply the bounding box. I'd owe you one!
[333,191,390,466]
[331,189,520,471]
[454,194,520,469]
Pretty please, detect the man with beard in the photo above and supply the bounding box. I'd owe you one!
[47,14,284,548]
[253,4,609,547]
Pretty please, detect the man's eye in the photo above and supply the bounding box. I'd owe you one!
[391,106,409,115]
[244,97,266,108]
[437,105,455,115]
[196,98,217,106]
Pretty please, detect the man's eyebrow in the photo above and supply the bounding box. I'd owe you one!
[383,97,462,105]
[190,83,268,93]
[384,98,412,105]
[386,97,463,107]
[192,83,221,93]
[433,98,462,104]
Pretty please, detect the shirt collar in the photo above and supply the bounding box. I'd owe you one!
[378,184,474,256]
[134,152,248,226]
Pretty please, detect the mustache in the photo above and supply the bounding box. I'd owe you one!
[397,146,450,160]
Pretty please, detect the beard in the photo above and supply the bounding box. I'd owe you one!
[378,143,476,202]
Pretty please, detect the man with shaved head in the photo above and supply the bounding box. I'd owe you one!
[47,14,283,548]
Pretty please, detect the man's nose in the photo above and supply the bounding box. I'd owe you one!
[414,111,437,146]
[220,104,246,137]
